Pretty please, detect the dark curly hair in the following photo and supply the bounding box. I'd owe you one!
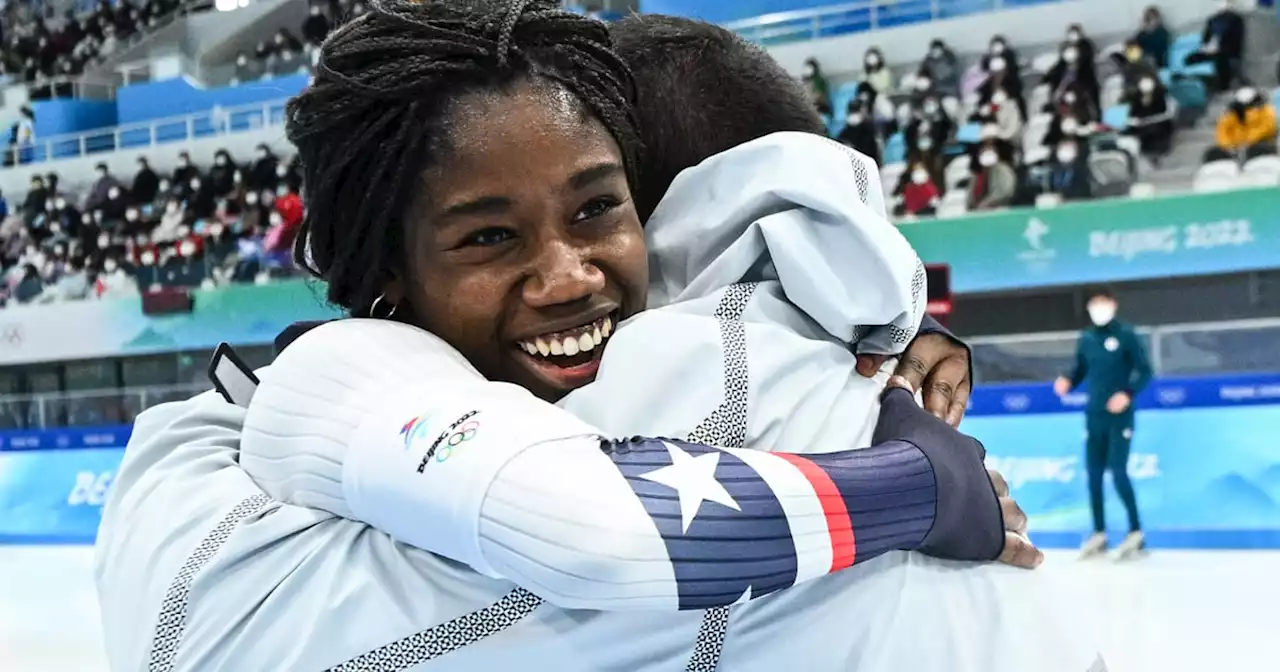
[286,0,642,315]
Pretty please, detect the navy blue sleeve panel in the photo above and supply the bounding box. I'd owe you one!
[1068,333,1090,391]
[599,388,1002,611]
[1123,325,1154,396]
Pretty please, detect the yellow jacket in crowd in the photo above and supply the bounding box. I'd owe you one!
[1216,104,1277,152]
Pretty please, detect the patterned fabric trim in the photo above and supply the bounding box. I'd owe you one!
[148,494,271,672]
[684,283,758,672]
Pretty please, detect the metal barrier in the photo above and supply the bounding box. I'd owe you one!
[968,317,1280,384]
[2,316,1279,429]
[722,0,1066,45]
[4,97,291,167]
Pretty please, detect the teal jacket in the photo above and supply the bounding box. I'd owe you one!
[1066,319,1153,413]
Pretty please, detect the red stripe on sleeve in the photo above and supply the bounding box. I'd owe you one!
[776,453,857,571]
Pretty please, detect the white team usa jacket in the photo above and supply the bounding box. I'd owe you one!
[95,133,1106,671]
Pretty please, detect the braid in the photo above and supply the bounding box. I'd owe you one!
[287,0,643,316]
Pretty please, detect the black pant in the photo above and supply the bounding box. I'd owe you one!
[1204,143,1279,163]
[1085,410,1141,533]
[1185,51,1239,93]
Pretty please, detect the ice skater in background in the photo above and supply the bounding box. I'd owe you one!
[1054,287,1153,559]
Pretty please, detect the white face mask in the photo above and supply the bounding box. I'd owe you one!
[1138,78,1155,94]
[98,234,110,247]
[1064,92,1078,105]
[1067,30,1080,43]
[216,156,226,166]
[847,113,864,125]
[1087,302,1116,326]
[246,192,259,205]
[166,201,179,214]
[915,78,931,92]
[990,42,1005,56]
[141,251,156,265]
[104,260,118,272]
[1057,146,1078,163]
[923,100,939,115]
[979,150,998,167]
[190,179,201,190]
[107,187,120,200]
[237,55,247,65]
[992,89,1008,104]
[989,57,1006,73]
[866,54,880,68]
[180,242,196,256]
[911,169,929,185]
[270,212,283,227]
[276,165,289,177]
[930,46,943,58]
[1235,87,1257,105]
[1216,0,1230,11]
[310,6,320,14]
[179,158,189,167]
[1063,48,1078,64]
[918,138,934,151]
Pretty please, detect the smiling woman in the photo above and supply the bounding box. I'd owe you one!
[287,0,646,401]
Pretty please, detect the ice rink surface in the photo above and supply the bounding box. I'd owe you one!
[1,546,1276,671]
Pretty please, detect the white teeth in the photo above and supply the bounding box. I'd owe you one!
[578,333,594,352]
[535,338,550,357]
[520,313,616,359]
[601,317,612,338]
[591,326,602,346]
[550,339,564,355]
[563,336,580,356]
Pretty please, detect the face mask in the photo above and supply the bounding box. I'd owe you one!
[97,169,107,178]
[277,186,290,197]
[82,213,92,225]
[246,192,259,205]
[990,42,1005,56]
[866,54,880,68]
[177,225,191,238]
[210,223,225,237]
[1057,146,1078,163]
[158,180,169,192]
[166,202,179,214]
[98,234,110,247]
[923,100,940,115]
[93,211,103,223]
[911,169,929,185]
[310,6,320,14]
[915,78,931,92]
[234,171,243,184]
[276,165,289,178]
[992,89,1008,104]
[270,212,283,227]
[179,158,189,167]
[1067,30,1080,43]
[107,187,120,200]
[126,209,138,221]
[104,260,118,272]
[237,56,247,65]
[1087,303,1116,326]
[1062,48,1078,64]
[44,199,54,211]
[1216,0,1229,11]
[980,150,998,167]
[989,57,1006,72]
[1139,78,1155,93]
[190,179,201,190]
[215,156,226,166]
[258,148,269,159]
[918,138,933,151]
[55,198,66,210]
[1126,48,1143,63]
[1064,92,1078,105]
[50,224,62,235]
[140,252,155,265]
[930,46,943,58]
[1235,87,1257,105]
[179,241,196,256]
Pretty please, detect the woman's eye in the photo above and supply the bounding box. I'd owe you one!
[460,228,514,248]
[574,196,621,223]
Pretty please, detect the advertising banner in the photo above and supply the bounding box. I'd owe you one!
[899,187,1280,294]
[1,377,1277,548]
[0,280,341,367]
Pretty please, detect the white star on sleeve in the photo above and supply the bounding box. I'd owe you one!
[637,441,741,533]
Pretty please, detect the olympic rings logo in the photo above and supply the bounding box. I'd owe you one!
[435,420,480,462]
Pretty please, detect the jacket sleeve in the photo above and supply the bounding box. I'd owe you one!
[241,320,1004,612]
[1124,326,1154,396]
[1247,106,1277,146]
[1067,335,1089,390]
[1217,112,1238,150]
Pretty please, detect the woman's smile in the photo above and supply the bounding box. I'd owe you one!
[511,309,618,391]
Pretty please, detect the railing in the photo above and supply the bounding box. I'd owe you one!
[0,383,206,430]
[968,316,1280,384]
[722,0,1064,45]
[2,317,1279,429]
[4,97,290,167]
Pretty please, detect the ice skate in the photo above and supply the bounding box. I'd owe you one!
[1079,532,1108,559]
[1113,531,1146,560]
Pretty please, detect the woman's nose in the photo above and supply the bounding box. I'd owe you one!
[523,239,605,308]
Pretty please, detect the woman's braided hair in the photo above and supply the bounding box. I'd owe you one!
[286,0,642,315]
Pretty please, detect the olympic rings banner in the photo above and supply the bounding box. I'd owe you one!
[2,373,1278,547]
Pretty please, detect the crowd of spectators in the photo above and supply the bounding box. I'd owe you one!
[232,0,362,85]
[1,0,189,99]
[0,144,307,309]
[805,2,1272,220]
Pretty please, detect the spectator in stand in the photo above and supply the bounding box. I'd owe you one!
[101,185,129,222]
[134,246,160,290]
[861,47,892,95]
[95,255,137,298]
[22,175,47,223]
[248,143,280,192]
[836,101,879,163]
[906,96,951,155]
[153,199,185,243]
[209,149,238,198]
[919,38,960,97]
[1044,38,1100,117]
[975,87,1023,146]
[1044,83,1099,149]
[302,2,331,47]
[1207,86,1277,161]
[254,39,273,63]
[896,161,941,217]
[978,51,1025,122]
[187,176,217,220]
[172,151,200,196]
[14,263,42,303]
[54,255,89,301]
[1047,138,1093,201]
[205,220,237,285]
[86,162,124,212]
[274,182,304,236]
[1188,0,1245,94]
[969,141,1016,211]
[1114,39,1161,93]
[273,28,304,54]
[1134,6,1171,69]
[800,57,831,116]
[132,156,159,204]
[271,48,306,77]
[1123,74,1175,164]
[233,51,264,84]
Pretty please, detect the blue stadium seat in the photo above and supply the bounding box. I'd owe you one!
[955,122,982,144]
[883,132,907,164]
[1103,105,1130,129]
[1169,33,1215,78]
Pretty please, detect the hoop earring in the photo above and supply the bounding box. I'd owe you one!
[369,293,399,319]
